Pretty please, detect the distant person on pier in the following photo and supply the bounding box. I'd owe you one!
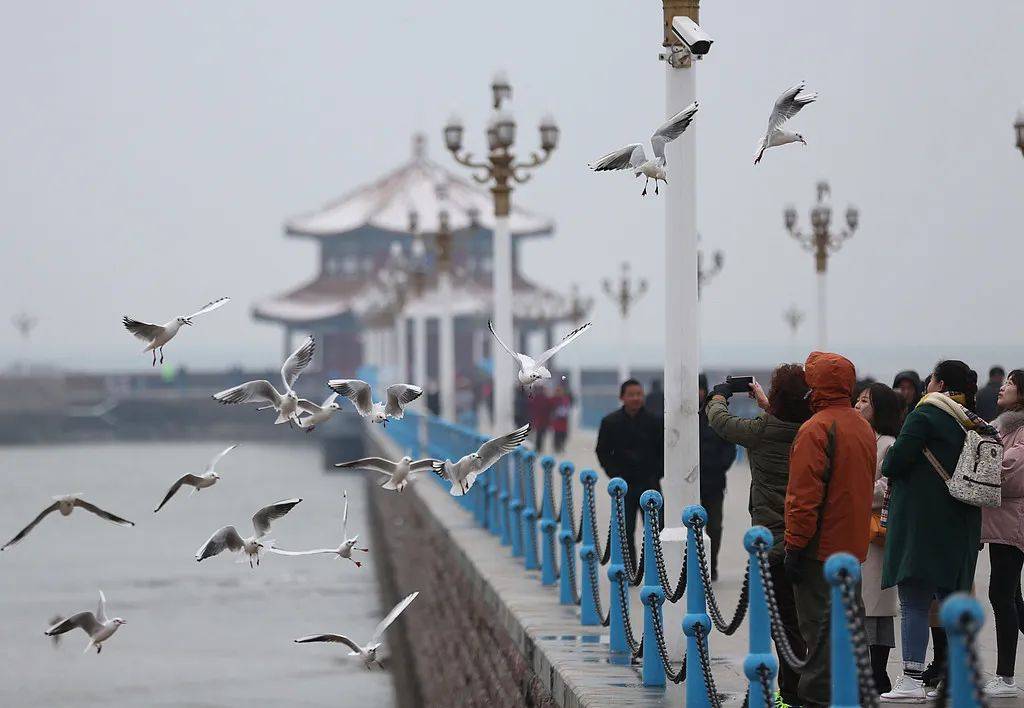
[549,384,571,454]
[977,365,1006,422]
[707,363,811,707]
[528,385,552,452]
[595,379,664,562]
[785,352,875,708]
[697,373,736,581]
[892,370,923,411]
[645,378,664,418]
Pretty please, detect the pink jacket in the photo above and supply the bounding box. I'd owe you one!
[982,410,1024,552]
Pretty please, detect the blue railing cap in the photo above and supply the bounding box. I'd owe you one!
[743,526,774,551]
[682,503,707,526]
[540,455,556,469]
[524,450,537,462]
[823,552,861,583]
[607,477,627,494]
[559,461,575,476]
[939,593,985,633]
[579,468,597,484]
[639,489,663,508]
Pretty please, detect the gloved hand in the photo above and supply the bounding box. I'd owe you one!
[710,383,732,400]
[784,546,804,584]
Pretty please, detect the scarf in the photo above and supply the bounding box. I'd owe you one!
[917,392,1001,439]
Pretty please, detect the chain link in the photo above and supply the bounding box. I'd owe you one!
[614,569,642,658]
[613,490,644,586]
[647,500,688,601]
[836,571,878,708]
[934,614,990,708]
[690,514,750,633]
[585,548,610,627]
[545,526,559,580]
[561,534,581,605]
[694,623,723,708]
[581,479,612,565]
[647,592,686,683]
[756,664,774,708]
[545,468,559,523]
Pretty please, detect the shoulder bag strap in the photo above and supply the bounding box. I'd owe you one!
[923,446,952,482]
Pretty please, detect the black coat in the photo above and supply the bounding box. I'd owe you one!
[699,407,736,499]
[595,406,664,485]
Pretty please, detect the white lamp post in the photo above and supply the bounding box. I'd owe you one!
[1015,106,1024,158]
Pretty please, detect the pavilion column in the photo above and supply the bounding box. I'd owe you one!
[471,326,484,367]
[394,316,408,383]
[412,313,428,406]
[438,274,456,421]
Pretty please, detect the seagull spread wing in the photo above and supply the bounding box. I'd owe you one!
[46,611,102,638]
[476,424,531,469]
[431,460,452,481]
[207,444,238,472]
[73,499,134,527]
[487,321,529,368]
[294,634,363,653]
[196,525,245,561]
[334,457,398,475]
[252,498,302,538]
[1,501,60,550]
[212,380,283,407]
[409,459,435,472]
[122,317,163,343]
[767,81,817,133]
[533,322,593,366]
[651,101,698,162]
[281,335,315,391]
[96,590,107,624]
[154,474,204,513]
[341,491,349,539]
[184,297,231,320]
[588,144,645,171]
[371,591,419,645]
[320,392,339,409]
[384,384,423,419]
[267,546,337,556]
[296,399,322,415]
[327,380,374,416]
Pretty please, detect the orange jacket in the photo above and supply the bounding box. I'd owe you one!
[784,352,876,562]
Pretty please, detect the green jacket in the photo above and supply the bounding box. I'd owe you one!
[705,398,801,560]
[881,404,980,591]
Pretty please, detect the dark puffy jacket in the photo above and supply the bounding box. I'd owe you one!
[699,408,736,499]
[595,406,664,485]
[706,397,801,560]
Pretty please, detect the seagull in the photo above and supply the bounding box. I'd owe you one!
[123,297,230,366]
[433,424,530,496]
[212,335,315,427]
[47,615,65,648]
[268,491,367,567]
[195,498,302,568]
[754,81,818,164]
[589,101,698,195]
[327,380,422,426]
[153,443,238,513]
[1,494,134,551]
[297,392,343,432]
[334,456,434,492]
[45,591,126,654]
[294,591,419,669]
[488,320,592,390]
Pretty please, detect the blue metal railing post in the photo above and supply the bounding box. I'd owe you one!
[824,553,860,708]
[682,504,712,705]
[474,434,489,526]
[487,452,501,535]
[578,469,600,625]
[607,478,630,655]
[539,456,558,585]
[940,593,986,708]
[743,527,778,708]
[639,490,666,686]
[509,452,524,556]
[558,462,577,605]
[498,456,512,545]
[521,452,539,570]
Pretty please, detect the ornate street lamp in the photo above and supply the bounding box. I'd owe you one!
[602,262,648,383]
[1015,105,1024,158]
[12,312,37,339]
[697,248,724,299]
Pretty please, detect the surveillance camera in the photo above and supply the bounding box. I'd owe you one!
[671,16,713,57]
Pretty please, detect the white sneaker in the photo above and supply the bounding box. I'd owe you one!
[983,677,1020,697]
[880,675,927,702]
[925,681,942,699]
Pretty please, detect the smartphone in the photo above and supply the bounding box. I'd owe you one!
[726,375,755,394]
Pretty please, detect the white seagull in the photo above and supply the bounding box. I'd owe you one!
[195,498,302,568]
[754,81,818,164]
[334,456,434,492]
[123,297,230,366]
[45,591,127,654]
[488,320,592,390]
[589,101,698,195]
[293,591,419,669]
[433,424,530,496]
[212,335,316,427]
[153,444,238,513]
[2,494,134,551]
[268,491,367,567]
[327,380,422,426]
[297,392,343,432]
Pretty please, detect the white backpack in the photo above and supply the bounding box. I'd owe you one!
[924,428,1003,508]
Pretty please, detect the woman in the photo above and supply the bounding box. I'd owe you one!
[854,383,904,694]
[980,369,1024,697]
[706,364,812,708]
[549,384,572,454]
[880,360,991,701]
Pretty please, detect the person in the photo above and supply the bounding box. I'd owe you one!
[784,352,876,708]
[854,383,904,694]
[528,385,552,452]
[892,370,923,411]
[706,363,812,707]
[549,384,571,454]
[645,378,664,418]
[980,369,1024,697]
[697,373,736,582]
[595,379,664,561]
[880,360,993,702]
[977,365,1006,422]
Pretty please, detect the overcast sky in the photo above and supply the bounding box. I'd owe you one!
[2,1,1023,383]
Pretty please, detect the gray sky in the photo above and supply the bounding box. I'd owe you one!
[2,1,1023,383]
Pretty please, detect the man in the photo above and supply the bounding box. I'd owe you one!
[785,352,876,708]
[892,370,923,411]
[976,366,1005,422]
[698,373,736,581]
[595,379,664,562]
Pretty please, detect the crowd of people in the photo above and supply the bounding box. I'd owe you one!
[593,356,1024,707]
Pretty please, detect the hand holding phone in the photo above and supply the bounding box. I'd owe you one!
[725,375,755,394]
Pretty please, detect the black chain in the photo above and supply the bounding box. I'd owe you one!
[614,568,642,658]
[753,540,826,672]
[690,515,750,634]
[934,614,989,708]
[545,467,559,523]
[694,623,723,708]
[561,534,581,605]
[522,457,537,514]
[561,477,580,541]
[647,501,688,602]
[756,664,774,708]
[836,571,878,708]
[581,480,612,565]
[613,490,644,585]
[647,592,686,683]
[545,525,559,580]
[585,549,610,626]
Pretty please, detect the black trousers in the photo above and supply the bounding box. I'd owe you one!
[623,479,664,563]
[700,491,724,575]
[769,558,807,706]
[533,426,548,453]
[553,430,567,454]
[988,543,1024,677]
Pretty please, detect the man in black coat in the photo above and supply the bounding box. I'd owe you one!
[596,378,664,562]
[699,373,736,581]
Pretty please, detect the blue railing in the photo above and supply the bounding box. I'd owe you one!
[386,411,991,707]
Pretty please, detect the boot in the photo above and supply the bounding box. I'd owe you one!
[870,645,892,695]
[921,628,947,688]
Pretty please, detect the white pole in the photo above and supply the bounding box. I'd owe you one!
[439,273,457,421]
[817,270,827,349]
[413,314,428,402]
[492,216,514,433]
[394,316,408,383]
[618,312,631,384]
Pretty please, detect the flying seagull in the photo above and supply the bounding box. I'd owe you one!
[294,591,419,669]
[47,615,65,648]
[195,498,302,568]
[589,101,698,195]
[433,424,530,496]
[326,380,422,426]
[2,494,134,551]
[488,320,592,390]
[153,443,238,513]
[45,591,126,654]
[297,392,343,432]
[754,81,818,164]
[334,456,434,492]
[212,335,316,427]
[123,297,230,366]
[268,491,367,567]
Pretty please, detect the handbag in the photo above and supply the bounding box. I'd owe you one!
[869,512,886,546]
[923,427,1002,508]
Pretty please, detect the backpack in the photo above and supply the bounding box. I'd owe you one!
[924,427,1003,508]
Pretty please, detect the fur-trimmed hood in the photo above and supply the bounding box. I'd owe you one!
[994,409,1024,438]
